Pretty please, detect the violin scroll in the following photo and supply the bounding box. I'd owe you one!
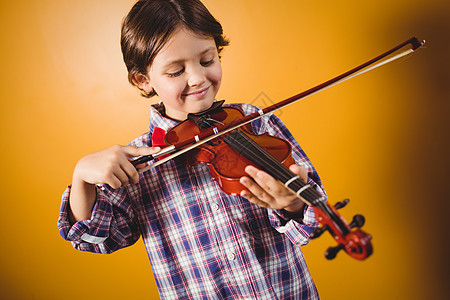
[311,199,373,260]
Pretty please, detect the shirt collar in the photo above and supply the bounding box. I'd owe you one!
[149,102,180,133]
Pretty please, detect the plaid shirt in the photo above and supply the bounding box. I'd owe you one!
[58,102,325,299]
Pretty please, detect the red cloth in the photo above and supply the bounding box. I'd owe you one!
[152,127,167,148]
[152,127,167,160]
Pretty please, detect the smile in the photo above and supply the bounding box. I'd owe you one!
[182,86,210,98]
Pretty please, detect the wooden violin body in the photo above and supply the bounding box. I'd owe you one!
[165,107,294,195]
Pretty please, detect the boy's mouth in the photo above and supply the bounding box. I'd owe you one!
[182,86,210,98]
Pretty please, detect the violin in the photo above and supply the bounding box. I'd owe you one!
[166,102,295,195]
[131,37,425,260]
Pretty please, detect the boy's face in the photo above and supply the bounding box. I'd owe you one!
[142,27,222,121]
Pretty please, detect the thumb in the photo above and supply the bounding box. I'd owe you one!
[122,145,161,158]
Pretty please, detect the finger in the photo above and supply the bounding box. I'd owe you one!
[244,165,291,198]
[289,164,308,182]
[111,149,141,186]
[122,145,161,158]
[104,161,137,188]
[103,152,133,188]
[108,177,123,189]
[239,173,278,210]
[120,159,141,184]
[102,169,126,189]
[240,179,291,210]
[239,180,271,208]
[112,165,132,188]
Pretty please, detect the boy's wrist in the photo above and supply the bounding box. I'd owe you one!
[283,199,306,215]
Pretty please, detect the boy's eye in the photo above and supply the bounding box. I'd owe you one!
[167,68,184,78]
[166,59,213,77]
[201,59,214,67]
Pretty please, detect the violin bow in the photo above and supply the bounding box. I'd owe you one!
[135,36,425,173]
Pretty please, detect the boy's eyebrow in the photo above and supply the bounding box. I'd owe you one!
[164,47,217,67]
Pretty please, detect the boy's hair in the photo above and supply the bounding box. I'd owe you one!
[121,0,229,98]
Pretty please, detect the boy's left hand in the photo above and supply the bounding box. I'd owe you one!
[240,164,308,214]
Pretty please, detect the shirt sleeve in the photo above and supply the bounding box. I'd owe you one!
[245,105,326,246]
[57,184,141,254]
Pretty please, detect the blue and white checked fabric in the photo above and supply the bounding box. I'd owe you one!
[58,102,325,299]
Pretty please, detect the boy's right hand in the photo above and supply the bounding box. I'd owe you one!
[73,145,161,189]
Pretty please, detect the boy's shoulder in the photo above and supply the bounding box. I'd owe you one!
[223,102,261,115]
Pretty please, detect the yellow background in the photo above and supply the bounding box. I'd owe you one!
[1,0,449,299]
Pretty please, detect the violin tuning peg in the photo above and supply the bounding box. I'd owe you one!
[349,214,365,229]
[334,198,350,210]
[310,225,328,239]
[325,244,345,260]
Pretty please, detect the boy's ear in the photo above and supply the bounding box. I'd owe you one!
[133,73,153,93]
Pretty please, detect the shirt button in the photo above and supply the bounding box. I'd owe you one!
[211,203,219,211]
[227,252,236,261]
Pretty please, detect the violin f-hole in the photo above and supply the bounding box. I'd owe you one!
[207,140,222,147]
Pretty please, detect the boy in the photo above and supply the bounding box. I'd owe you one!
[59,1,325,298]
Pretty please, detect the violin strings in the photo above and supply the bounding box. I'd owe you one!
[224,131,324,206]
[225,131,293,182]
[226,132,301,185]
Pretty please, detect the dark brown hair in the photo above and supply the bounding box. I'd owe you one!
[121,0,229,98]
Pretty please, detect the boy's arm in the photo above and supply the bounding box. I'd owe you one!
[59,144,160,254]
[58,183,138,254]
[68,179,96,224]
[68,145,160,223]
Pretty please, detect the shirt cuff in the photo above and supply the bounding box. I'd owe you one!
[268,177,322,246]
[268,205,319,246]
[273,207,305,225]
[57,185,113,245]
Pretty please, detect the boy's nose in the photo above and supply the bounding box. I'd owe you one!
[188,67,206,87]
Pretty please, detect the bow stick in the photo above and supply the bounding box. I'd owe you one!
[135,36,425,173]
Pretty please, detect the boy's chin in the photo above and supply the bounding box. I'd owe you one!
[188,98,216,113]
